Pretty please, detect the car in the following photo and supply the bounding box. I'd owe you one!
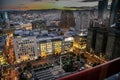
[79,67,85,71]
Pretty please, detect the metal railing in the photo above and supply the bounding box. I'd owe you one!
[58,57,120,80]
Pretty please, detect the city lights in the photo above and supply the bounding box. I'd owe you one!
[0,0,120,80]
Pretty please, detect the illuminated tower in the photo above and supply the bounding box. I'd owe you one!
[59,10,75,29]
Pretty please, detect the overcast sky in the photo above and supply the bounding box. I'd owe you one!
[0,0,111,10]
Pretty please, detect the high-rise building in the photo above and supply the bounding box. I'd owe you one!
[59,10,75,29]
[109,0,120,26]
[105,0,120,60]
[86,0,120,61]
[86,27,98,52]
[87,0,109,56]
[98,0,108,21]
[105,30,120,60]
[93,0,108,56]
[95,29,108,56]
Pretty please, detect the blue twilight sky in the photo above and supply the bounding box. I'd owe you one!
[0,0,111,10]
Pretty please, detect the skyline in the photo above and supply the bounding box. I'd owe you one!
[0,0,111,10]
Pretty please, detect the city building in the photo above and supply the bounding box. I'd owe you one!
[86,0,120,60]
[87,0,109,57]
[63,37,74,52]
[74,33,87,50]
[59,10,75,29]
[98,0,108,21]
[13,29,65,62]
[13,28,81,62]
[105,30,120,60]
[37,36,63,57]
[105,0,120,60]
[13,36,38,62]
[95,29,108,56]
[109,0,119,27]
[86,27,98,52]
[63,30,78,52]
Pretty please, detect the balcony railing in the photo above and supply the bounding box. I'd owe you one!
[58,57,120,80]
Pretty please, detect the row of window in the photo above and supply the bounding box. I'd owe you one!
[18,41,34,45]
[40,42,62,52]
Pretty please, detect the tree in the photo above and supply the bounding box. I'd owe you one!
[62,59,75,72]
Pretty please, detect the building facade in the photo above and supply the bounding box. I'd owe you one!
[14,36,38,62]
[105,0,120,60]
[86,27,98,52]
[37,36,63,57]
[59,10,75,29]
[63,37,74,52]
[95,29,108,56]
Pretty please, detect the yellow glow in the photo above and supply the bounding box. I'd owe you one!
[0,56,7,65]
[21,55,29,61]
[9,33,13,37]
[70,48,73,52]
[16,60,21,63]
[54,50,61,54]
[41,53,47,57]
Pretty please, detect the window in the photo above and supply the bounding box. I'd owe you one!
[40,43,46,52]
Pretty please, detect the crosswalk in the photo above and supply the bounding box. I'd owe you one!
[33,68,55,80]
